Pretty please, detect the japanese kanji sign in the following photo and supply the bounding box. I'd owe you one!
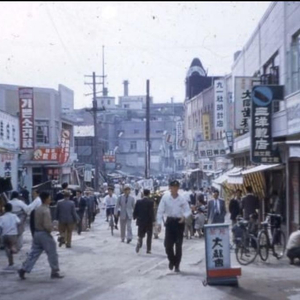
[202,114,211,141]
[19,88,34,150]
[214,79,226,130]
[205,224,231,271]
[59,129,71,164]
[251,85,283,164]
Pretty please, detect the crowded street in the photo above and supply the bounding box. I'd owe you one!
[0,209,299,300]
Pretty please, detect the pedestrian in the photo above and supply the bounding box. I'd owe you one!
[194,207,205,238]
[86,190,98,228]
[271,191,282,215]
[207,189,226,224]
[152,191,162,239]
[9,191,29,250]
[74,190,87,235]
[133,189,154,254]
[104,186,118,229]
[229,189,242,225]
[241,186,260,221]
[184,209,194,239]
[21,186,30,205]
[0,203,20,269]
[189,188,197,206]
[115,184,135,243]
[55,182,70,203]
[197,188,206,206]
[56,191,79,248]
[18,191,63,280]
[156,180,191,273]
[286,226,300,265]
[27,189,42,237]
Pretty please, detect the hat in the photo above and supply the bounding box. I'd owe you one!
[124,184,131,190]
[169,180,180,187]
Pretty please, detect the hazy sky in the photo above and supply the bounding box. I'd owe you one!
[0,1,271,108]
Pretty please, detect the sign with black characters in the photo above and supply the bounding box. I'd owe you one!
[251,85,283,164]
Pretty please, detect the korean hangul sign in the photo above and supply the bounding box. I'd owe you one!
[202,114,211,141]
[19,88,34,149]
[33,148,60,161]
[60,129,70,164]
[214,79,226,130]
[205,224,231,271]
[251,85,283,164]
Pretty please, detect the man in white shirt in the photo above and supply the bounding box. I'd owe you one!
[27,190,42,237]
[0,203,20,268]
[286,226,300,265]
[104,186,118,229]
[156,180,191,273]
[9,191,29,250]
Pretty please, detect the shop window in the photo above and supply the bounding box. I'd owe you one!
[35,121,49,144]
[130,141,137,151]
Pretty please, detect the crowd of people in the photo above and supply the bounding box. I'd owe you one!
[0,180,300,281]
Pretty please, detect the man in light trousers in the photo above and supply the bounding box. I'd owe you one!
[115,185,135,243]
[18,191,63,279]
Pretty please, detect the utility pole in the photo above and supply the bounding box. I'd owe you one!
[145,80,150,179]
[85,72,105,191]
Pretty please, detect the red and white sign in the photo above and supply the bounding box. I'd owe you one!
[33,148,60,161]
[59,129,70,164]
[1,153,15,162]
[19,88,34,149]
[103,155,115,163]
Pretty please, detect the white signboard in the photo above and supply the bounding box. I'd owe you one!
[214,79,226,130]
[0,111,19,150]
[205,224,231,271]
[234,77,257,131]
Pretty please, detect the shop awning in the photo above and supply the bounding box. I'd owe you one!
[241,164,281,175]
[213,167,243,185]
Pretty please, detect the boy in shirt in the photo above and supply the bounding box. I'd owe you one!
[0,203,20,269]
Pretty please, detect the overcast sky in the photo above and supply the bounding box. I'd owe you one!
[0,1,271,108]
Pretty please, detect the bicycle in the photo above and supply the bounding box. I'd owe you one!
[257,213,286,261]
[233,218,259,265]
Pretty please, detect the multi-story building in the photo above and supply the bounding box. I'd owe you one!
[0,84,76,192]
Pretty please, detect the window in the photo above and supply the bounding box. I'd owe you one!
[290,31,300,93]
[134,129,139,134]
[130,141,137,151]
[262,52,279,85]
[124,104,129,108]
[35,121,49,144]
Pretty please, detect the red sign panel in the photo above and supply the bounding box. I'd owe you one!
[59,129,70,164]
[33,148,60,161]
[19,88,34,149]
[103,155,115,163]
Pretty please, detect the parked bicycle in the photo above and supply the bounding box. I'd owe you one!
[232,217,259,265]
[257,213,286,261]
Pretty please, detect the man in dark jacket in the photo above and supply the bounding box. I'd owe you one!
[229,189,242,224]
[241,186,260,221]
[56,191,78,248]
[133,189,154,254]
[74,190,87,235]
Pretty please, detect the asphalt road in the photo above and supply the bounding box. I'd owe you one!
[0,212,299,300]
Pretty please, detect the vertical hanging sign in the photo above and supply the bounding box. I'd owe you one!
[19,88,34,150]
[214,79,226,130]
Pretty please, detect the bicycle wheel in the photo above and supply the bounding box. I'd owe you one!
[235,234,258,265]
[273,230,286,259]
[258,230,269,261]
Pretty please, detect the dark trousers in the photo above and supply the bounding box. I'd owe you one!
[3,235,17,265]
[107,208,118,225]
[30,210,35,237]
[77,211,85,234]
[287,247,300,262]
[138,224,153,251]
[164,218,185,267]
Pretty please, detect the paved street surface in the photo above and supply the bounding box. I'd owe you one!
[1,212,300,300]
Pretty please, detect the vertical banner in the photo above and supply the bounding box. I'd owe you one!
[19,88,34,149]
[214,79,226,130]
[251,85,283,164]
[234,77,258,132]
[202,113,211,141]
[59,129,71,164]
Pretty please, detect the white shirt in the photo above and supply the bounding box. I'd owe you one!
[104,194,117,208]
[287,230,300,250]
[0,212,20,235]
[213,199,221,214]
[27,196,42,214]
[156,193,191,224]
[9,198,29,214]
